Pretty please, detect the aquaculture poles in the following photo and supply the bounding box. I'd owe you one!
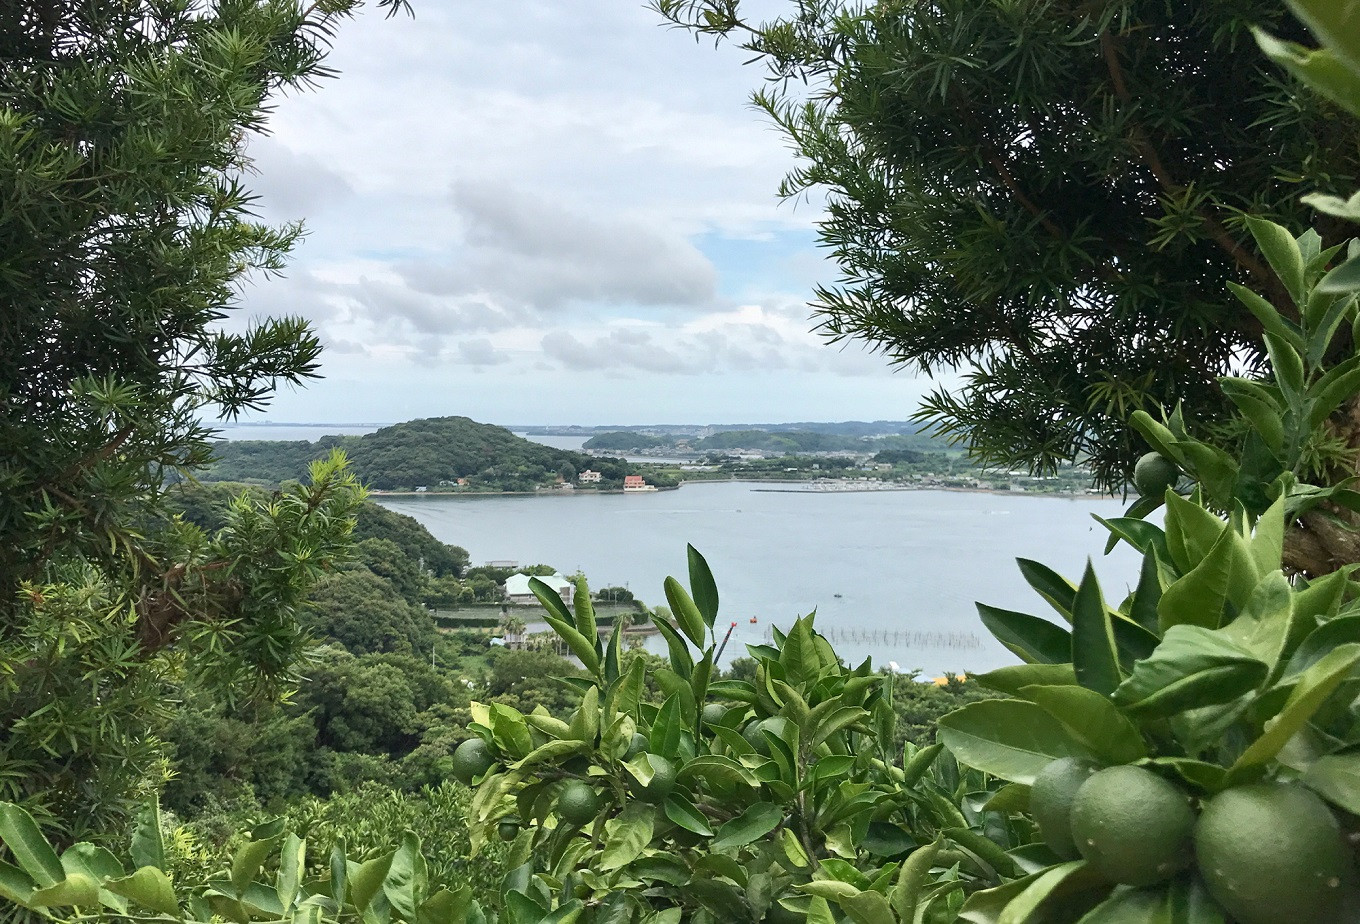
[715,621,738,662]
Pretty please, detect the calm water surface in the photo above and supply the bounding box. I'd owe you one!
[378,482,1138,676]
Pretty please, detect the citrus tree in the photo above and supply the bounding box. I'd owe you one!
[451,550,1035,923]
[944,479,1360,920]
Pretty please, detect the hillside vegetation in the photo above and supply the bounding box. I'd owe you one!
[203,416,671,491]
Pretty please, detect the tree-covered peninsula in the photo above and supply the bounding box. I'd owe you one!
[203,416,676,492]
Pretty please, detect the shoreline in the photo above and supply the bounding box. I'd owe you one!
[370,479,1112,501]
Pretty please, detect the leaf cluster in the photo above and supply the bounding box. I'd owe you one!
[655,0,1360,491]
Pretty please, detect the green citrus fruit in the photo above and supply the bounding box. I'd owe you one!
[1069,766,1194,886]
[743,717,786,755]
[496,818,520,842]
[623,732,648,760]
[1133,452,1179,497]
[1195,782,1352,924]
[1030,758,1098,860]
[557,780,600,827]
[629,754,676,804]
[450,737,495,784]
[702,703,727,727]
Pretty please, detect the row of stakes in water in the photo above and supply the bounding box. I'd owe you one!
[761,625,983,650]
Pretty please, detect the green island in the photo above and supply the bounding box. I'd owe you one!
[9,2,1360,923]
[202,416,679,493]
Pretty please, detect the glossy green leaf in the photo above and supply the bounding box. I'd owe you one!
[1157,528,1235,632]
[977,604,1072,664]
[0,803,63,889]
[663,793,713,836]
[651,614,694,675]
[538,606,602,678]
[1302,752,1360,814]
[1072,561,1120,694]
[1232,644,1360,774]
[274,833,304,909]
[349,851,394,912]
[604,617,623,685]
[1020,685,1146,764]
[712,802,783,851]
[1219,378,1286,454]
[902,742,944,787]
[1255,28,1360,117]
[572,576,598,642]
[890,839,941,921]
[1077,885,1168,923]
[1016,558,1076,621]
[996,861,1093,924]
[130,800,165,873]
[29,873,101,909]
[1111,625,1266,717]
[1284,615,1360,679]
[664,576,707,648]
[1128,548,1165,636]
[384,831,426,919]
[1162,491,1227,575]
[959,874,1045,924]
[808,706,869,749]
[600,804,655,871]
[1246,217,1307,306]
[0,861,35,907]
[1226,281,1307,353]
[975,663,1077,696]
[1305,189,1360,222]
[1129,412,1187,470]
[1307,356,1360,429]
[649,695,683,759]
[937,700,1096,785]
[1175,441,1240,505]
[842,890,896,924]
[1218,571,1303,682]
[105,867,180,916]
[1291,0,1360,72]
[1093,517,1169,561]
[1143,758,1229,794]
[687,544,719,628]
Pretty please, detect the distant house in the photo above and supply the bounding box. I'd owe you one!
[579,469,602,483]
[415,486,428,492]
[504,572,576,606]
[623,475,656,492]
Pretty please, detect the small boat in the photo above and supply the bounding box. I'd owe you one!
[749,616,758,624]
[833,593,843,598]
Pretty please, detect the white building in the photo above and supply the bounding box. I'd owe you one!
[504,572,576,606]
[579,470,602,483]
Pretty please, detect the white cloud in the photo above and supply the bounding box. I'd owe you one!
[227,0,926,425]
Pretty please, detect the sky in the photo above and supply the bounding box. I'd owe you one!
[231,0,944,427]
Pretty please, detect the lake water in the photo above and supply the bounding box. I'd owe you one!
[377,482,1139,677]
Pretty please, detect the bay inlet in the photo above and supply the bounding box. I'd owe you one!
[377,481,1139,677]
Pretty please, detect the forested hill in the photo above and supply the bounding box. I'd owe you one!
[203,416,653,491]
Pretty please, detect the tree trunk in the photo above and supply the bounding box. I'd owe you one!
[1282,395,1360,577]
